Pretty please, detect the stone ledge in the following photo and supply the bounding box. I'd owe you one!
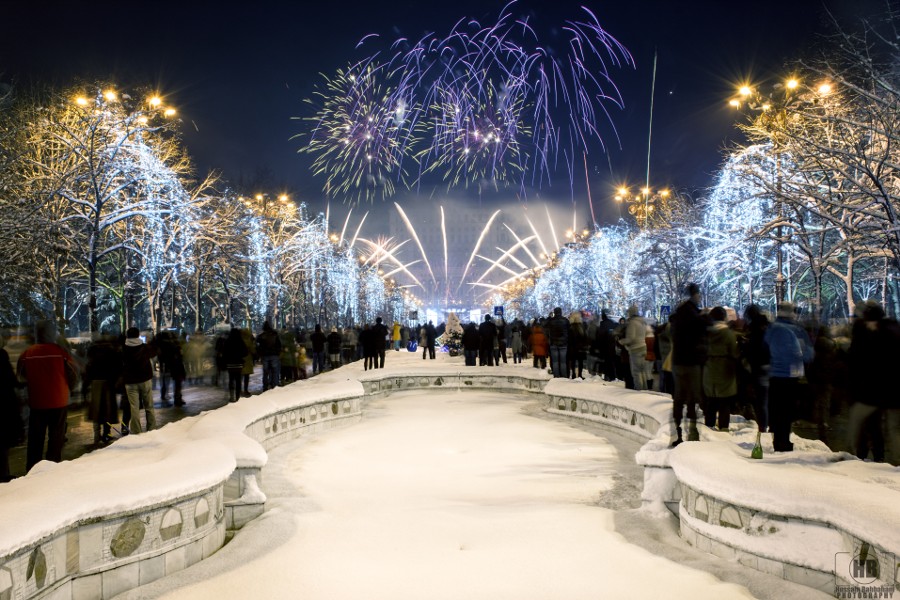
[3,362,897,599]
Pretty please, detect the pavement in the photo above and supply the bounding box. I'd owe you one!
[4,363,866,480]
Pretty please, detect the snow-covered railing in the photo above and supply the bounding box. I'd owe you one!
[0,374,366,600]
[1,359,897,600]
[531,377,900,595]
[670,434,900,594]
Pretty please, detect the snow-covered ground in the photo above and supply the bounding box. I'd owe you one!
[118,386,831,600]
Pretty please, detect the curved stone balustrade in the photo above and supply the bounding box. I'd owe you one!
[669,440,900,594]
[1,361,897,599]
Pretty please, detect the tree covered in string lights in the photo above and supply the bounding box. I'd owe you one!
[0,83,409,334]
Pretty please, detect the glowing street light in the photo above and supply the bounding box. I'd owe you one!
[727,75,839,303]
[614,183,672,228]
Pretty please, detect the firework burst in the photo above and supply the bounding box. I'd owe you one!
[300,63,421,202]
[300,1,632,201]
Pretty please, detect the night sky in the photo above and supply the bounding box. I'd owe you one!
[0,0,879,221]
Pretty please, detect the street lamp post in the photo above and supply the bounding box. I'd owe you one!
[729,77,836,306]
[614,185,671,228]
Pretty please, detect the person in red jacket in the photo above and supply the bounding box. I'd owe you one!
[17,320,78,472]
[529,322,549,370]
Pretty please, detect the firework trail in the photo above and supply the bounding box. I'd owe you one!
[524,215,550,258]
[476,235,537,283]
[456,209,501,294]
[476,254,521,278]
[545,205,560,251]
[358,237,423,288]
[496,247,529,270]
[383,260,422,279]
[471,268,531,296]
[300,1,632,201]
[440,205,449,297]
[339,207,353,245]
[349,211,368,249]
[503,223,542,267]
[394,202,437,285]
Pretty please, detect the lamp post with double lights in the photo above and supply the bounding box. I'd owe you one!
[728,77,836,305]
[614,185,671,229]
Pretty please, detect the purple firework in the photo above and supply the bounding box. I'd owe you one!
[301,1,633,201]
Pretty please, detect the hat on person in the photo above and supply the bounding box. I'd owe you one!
[860,300,885,322]
[685,282,700,297]
[553,307,562,317]
[710,306,727,322]
[126,327,141,339]
[627,305,639,318]
[776,301,795,318]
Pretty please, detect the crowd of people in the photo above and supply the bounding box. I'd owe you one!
[1,294,898,480]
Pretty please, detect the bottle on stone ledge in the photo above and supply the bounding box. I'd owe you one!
[751,431,763,459]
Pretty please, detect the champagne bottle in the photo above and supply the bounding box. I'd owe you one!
[751,431,763,459]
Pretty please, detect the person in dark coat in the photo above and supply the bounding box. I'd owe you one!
[310,324,327,375]
[495,318,508,364]
[327,327,343,369]
[0,332,23,482]
[546,307,570,378]
[371,317,389,368]
[741,305,770,432]
[478,315,497,366]
[423,321,437,360]
[157,330,186,407]
[223,327,248,402]
[848,301,900,464]
[360,325,377,371]
[83,334,122,445]
[567,312,587,379]
[670,283,707,446]
[702,307,739,431]
[240,328,256,397]
[461,323,480,366]
[596,312,618,381]
[257,321,282,391]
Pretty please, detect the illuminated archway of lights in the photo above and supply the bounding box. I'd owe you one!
[336,202,589,307]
